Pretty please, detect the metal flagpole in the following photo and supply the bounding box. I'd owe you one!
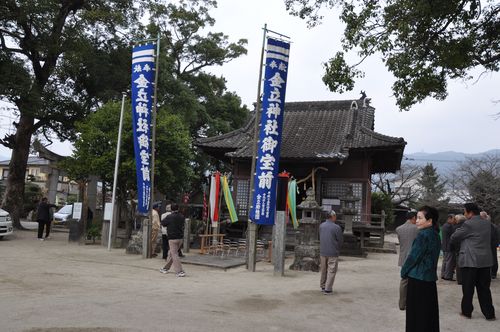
[144,33,161,258]
[246,24,267,271]
[108,92,127,251]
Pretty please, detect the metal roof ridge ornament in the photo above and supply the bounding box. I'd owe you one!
[359,90,371,107]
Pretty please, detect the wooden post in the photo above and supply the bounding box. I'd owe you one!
[247,223,257,268]
[246,25,267,272]
[273,211,286,276]
[380,210,386,246]
[142,218,150,258]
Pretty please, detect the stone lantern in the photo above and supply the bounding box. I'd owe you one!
[339,184,364,256]
[289,187,322,272]
[340,185,359,235]
[296,187,323,244]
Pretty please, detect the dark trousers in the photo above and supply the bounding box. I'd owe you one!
[455,253,462,285]
[441,251,456,279]
[460,267,496,319]
[162,234,169,259]
[406,277,439,332]
[37,220,51,238]
[491,249,498,278]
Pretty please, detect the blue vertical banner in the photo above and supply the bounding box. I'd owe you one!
[250,37,290,225]
[131,43,156,215]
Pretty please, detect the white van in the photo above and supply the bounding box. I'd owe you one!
[0,208,13,239]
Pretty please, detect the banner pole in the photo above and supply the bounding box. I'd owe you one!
[246,24,267,271]
[108,92,127,251]
[144,33,161,259]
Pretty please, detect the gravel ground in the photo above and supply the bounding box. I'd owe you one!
[0,229,498,332]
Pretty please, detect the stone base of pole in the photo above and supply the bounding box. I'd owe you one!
[247,222,257,271]
[273,210,286,276]
[101,220,110,247]
[142,218,151,258]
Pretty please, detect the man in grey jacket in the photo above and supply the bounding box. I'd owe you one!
[396,211,419,310]
[450,203,496,321]
[319,210,343,295]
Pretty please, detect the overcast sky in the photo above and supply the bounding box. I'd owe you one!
[1,0,499,160]
[209,1,500,155]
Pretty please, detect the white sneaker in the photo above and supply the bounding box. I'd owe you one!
[176,271,186,277]
[38,238,44,241]
[159,268,169,274]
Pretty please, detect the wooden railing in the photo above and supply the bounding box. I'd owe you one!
[199,234,225,255]
[350,211,386,248]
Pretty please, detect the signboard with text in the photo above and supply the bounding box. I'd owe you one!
[250,38,290,225]
[131,43,156,215]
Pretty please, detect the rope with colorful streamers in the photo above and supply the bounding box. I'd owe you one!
[221,175,238,223]
[287,179,299,229]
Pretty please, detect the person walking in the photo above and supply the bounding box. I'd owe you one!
[319,210,343,295]
[401,205,441,332]
[451,203,496,321]
[396,211,419,310]
[36,197,57,240]
[161,204,171,260]
[441,214,457,281]
[159,203,186,277]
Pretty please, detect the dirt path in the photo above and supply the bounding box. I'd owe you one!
[1,230,498,332]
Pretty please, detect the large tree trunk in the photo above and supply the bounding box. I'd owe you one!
[2,115,35,229]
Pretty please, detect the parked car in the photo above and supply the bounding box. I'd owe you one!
[53,205,73,224]
[0,208,13,239]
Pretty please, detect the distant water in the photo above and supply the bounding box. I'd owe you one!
[402,149,500,177]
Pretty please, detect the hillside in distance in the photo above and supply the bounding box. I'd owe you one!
[402,149,500,177]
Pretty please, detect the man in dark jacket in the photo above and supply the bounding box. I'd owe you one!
[36,197,57,240]
[441,214,457,281]
[450,203,496,321]
[159,203,186,277]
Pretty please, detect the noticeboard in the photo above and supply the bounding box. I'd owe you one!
[104,202,113,221]
[72,202,82,220]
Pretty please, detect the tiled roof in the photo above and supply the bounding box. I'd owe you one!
[196,99,406,167]
[0,156,50,166]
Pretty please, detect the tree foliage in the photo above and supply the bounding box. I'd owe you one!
[450,154,500,223]
[143,0,249,189]
[0,0,139,227]
[23,182,42,218]
[416,163,449,208]
[284,0,500,110]
[147,1,249,140]
[0,0,248,227]
[63,101,193,200]
[371,191,394,226]
[372,164,421,207]
[0,0,137,144]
